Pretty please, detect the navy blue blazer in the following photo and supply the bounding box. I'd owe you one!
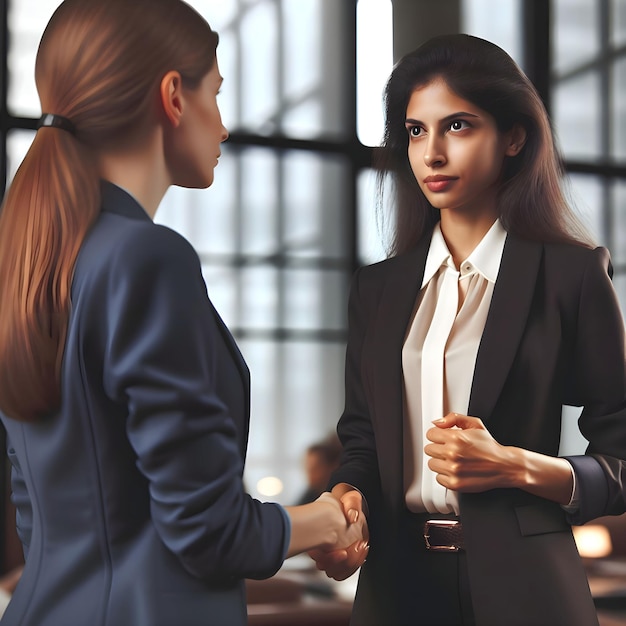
[331,230,626,626]
[1,182,288,626]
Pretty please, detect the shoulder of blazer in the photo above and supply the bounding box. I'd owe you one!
[535,241,613,301]
[355,228,433,292]
[77,212,202,289]
[542,239,611,271]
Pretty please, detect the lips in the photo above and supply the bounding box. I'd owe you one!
[423,175,458,192]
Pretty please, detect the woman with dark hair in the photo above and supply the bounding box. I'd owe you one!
[0,1,363,625]
[312,34,626,625]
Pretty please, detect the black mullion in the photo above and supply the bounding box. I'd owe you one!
[523,0,552,115]
[343,0,359,276]
[600,0,613,248]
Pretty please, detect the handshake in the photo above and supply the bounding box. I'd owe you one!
[307,485,370,581]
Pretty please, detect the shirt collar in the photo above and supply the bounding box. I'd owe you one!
[100,179,152,222]
[421,219,507,288]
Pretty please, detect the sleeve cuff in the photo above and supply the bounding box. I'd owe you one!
[276,504,292,560]
[560,460,580,513]
[562,455,609,525]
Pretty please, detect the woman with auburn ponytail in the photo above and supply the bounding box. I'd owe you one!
[0,2,365,625]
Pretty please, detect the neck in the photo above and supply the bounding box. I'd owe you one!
[439,209,498,268]
[96,129,169,219]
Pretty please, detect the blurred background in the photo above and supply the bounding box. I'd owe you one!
[2,1,626,624]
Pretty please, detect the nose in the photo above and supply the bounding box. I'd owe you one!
[221,124,229,143]
[423,135,446,167]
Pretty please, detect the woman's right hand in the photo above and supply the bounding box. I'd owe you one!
[284,487,367,559]
[308,488,369,580]
[314,491,368,551]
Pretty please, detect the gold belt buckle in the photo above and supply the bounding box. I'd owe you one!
[424,519,461,552]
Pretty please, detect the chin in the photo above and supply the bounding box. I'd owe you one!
[176,173,215,190]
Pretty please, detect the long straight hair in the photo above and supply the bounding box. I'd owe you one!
[0,0,218,421]
[376,34,595,257]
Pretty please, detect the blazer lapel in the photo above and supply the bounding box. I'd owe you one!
[365,236,431,510]
[210,302,251,399]
[468,235,543,423]
[208,302,252,456]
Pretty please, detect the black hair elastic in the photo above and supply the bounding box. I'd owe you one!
[37,113,76,134]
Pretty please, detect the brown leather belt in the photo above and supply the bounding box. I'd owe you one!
[423,519,465,552]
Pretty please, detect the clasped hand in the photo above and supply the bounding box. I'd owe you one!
[309,488,369,581]
[424,412,518,492]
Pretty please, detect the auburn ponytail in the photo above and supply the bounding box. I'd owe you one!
[0,128,100,421]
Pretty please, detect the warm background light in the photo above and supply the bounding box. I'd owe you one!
[256,476,284,497]
[573,525,613,559]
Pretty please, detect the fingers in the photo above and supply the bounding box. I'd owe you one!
[309,540,369,581]
[340,489,363,524]
[308,548,349,568]
[424,442,446,462]
[433,412,485,430]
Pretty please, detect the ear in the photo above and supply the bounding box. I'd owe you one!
[504,123,527,157]
[160,70,184,128]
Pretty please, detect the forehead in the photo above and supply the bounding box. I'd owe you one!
[405,79,483,117]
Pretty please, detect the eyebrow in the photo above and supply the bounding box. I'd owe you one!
[404,111,480,125]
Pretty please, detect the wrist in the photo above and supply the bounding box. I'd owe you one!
[331,483,353,499]
[509,447,574,504]
[503,445,530,490]
[312,495,341,548]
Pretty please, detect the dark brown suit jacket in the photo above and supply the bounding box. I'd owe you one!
[331,231,626,626]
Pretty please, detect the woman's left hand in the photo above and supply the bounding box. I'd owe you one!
[424,412,520,492]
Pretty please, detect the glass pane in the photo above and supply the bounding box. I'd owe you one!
[357,0,393,146]
[240,148,279,255]
[612,180,626,265]
[611,0,626,47]
[553,72,602,159]
[460,0,523,68]
[8,0,351,140]
[282,269,348,330]
[240,267,279,329]
[612,56,626,161]
[282,151,349,259]
[235,267,348,331]
[281,0,327,139]
[566,173,605,246]
[357,168,388,265]
[240,2,280,134]
[203,0,350,138]
[552,0,600,75]
[6,130,35,185]
[7,0,60,116]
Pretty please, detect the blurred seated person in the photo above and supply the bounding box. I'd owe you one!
[297,434,342,505]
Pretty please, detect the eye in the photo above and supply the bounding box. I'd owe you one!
[406,125,423,138]
[449,119,470,132]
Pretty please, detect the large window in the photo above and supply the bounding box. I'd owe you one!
[3,0,365,506]
[552,0,626,310]
[2,0,622,510]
